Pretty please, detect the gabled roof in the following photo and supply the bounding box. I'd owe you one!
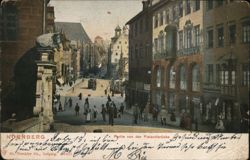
[55,22,92,43]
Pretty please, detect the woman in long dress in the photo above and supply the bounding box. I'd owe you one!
[86,108,91,123]
[93,106,98,122]
[83,102,89,121]
[215,114,225,131]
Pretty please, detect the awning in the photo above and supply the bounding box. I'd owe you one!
[56,78,64,85]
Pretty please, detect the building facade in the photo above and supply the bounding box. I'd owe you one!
[150,0,250,132]
[1,0,51,121]
[109,25,129,80]
[46,6,55,33]
[151,0,204,125]
[126,0,153,108]
[202,0,250,131]
[55,22,91,77]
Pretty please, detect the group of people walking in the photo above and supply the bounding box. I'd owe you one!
[104,95,124,125]
[71,94,125,125]
[53,95,73,115]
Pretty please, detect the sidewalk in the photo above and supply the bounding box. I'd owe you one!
[124,108,215,132]
[56,79,83,110]
[57,78,83,95]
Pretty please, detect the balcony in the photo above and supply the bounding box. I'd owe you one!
[169,81,175,89]
[192,82,200,92]
[180,81,187,90]
[153,50,176,60]
[177,46,200,56]
[220,85,236,96]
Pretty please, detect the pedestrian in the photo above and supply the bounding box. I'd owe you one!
[78,93,82,100]
[215,114,225,132]
[93,105,98,122]
[113,102,117,118]
[104,89,107,95]
[86,108,91,123]
[106,101,110,112]
[240,109,249,132]
[170,111,176,122]
[133,104,139,124]
[180,111,186,128]
[156,105,160,120]
[53,106,57,115]
[58,94,61,101]
[109,103,114,126]
[139,105,144,120]
[107,94,111,102]
[101,104,106,122]
[120,103,124,115]
[143,102,150,122]
[152,105,158,121]
[68,98,72,108]
[185,113,192,131]
[83,101,89,118]
[85,97,89,104]
[64,97,67,110]
[75,103,80,116]
[59,102,63,112]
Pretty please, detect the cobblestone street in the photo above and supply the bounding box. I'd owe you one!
[53,78,185,132]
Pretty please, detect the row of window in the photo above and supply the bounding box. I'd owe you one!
[0,5,17,41]
[153,0,237,29]
[130,44,150,61]
[156,64,200,92]
[153,20,250,54]
[153,0,200,29]
[207,21,250,48]
[130,17,149,38]
[206,63,250,86]
[207,0,235,11]
[154,25,200,53]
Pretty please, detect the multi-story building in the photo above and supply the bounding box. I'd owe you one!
[0,0,51,121]
[203,0,250,131]
[55,22,91,77]
[46,6,55,33]
[109,25,129,80]
[126,0,153,108]
[151,0,204,125]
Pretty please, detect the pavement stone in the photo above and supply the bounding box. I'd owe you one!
[54,78,214,132]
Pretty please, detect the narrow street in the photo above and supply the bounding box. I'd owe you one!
[53,78,183,132]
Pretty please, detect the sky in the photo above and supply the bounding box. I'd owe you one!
[49,0,142,41]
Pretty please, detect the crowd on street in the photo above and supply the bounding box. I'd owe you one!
[53,92,126,126]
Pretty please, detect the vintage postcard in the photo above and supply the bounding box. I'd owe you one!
[0,0,249,159]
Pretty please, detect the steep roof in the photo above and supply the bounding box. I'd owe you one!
[55,22,92,43]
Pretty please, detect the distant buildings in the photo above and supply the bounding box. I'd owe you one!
[55,22,91,78]
[108,25,129,80]
[126,0,153,108]
[81,36,107,76]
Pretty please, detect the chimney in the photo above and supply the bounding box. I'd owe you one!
[142,0,148,10]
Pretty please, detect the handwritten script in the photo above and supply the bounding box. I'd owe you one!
[1,133,247,160]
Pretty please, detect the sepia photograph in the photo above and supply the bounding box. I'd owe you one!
[0,0,249,159]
